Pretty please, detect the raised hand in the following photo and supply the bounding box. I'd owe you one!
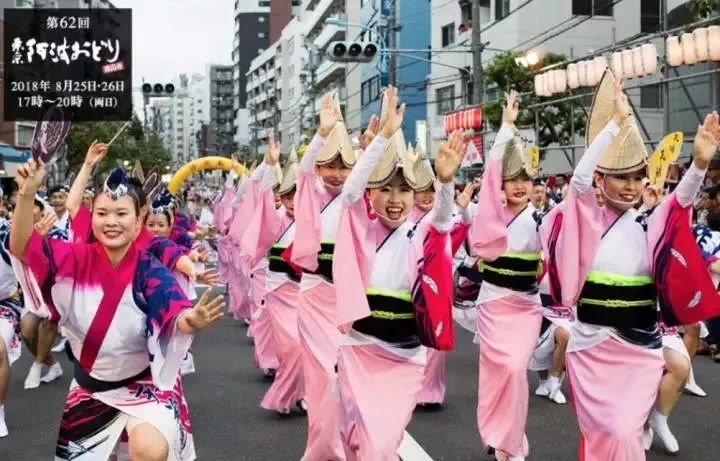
[360,114,380,150]
[15,159,46,195]
[181,289,225,333]
[378,86,406,139]
[455,181,478,209]
[612,78,631,125]
[694,112,720,170]
[84,140,109,167]
[34,213,57,236]
[318,93,342,137]
[502,90,520,125]
[435,129,465,183]
[264,133,280,166]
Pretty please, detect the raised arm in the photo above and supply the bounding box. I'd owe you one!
[66,141,108,219]
[431,129,465,233]
[10,159,45,261]
[674,112,720,207]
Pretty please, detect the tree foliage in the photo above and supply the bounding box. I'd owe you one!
[64,111,171,184]
[689,0,719,18]
[482,51,587,150]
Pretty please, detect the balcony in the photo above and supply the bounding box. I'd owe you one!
[313,23,344,51]
[302,0,335,36]
[314,59,345,88]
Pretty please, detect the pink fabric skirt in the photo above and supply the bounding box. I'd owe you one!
[416,349,447,404]
[337,343,424,461]
[297,282,344,461]
[216,236,233,284]
[248,268,278,370]
[476,295,542,458]
[566,337,663,461]
[260,281,304,411]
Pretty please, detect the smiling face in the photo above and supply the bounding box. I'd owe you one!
[146,211,173,238]
[370,172,414,230]
[82,192,94,210]
[594,168,645,213]
[317,156,351,195]
[92,193,140,251]
[503,174,532,208]
[414,187,435,212]
[49,191,67,216]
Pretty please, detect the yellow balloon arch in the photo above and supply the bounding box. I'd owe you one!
[167,156,245,195]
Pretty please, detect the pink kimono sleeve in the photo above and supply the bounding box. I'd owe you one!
[228,179,259,245]
[290,134,328,271]
[333,198,375,330]
[10,232,82,321]
[70,205,92,243]
[240,186,284,267]
[214,186,235,234]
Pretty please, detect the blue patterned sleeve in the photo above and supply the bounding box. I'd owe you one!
[136,253,194,390]
[0,220,11,266]
[146,236,189,270]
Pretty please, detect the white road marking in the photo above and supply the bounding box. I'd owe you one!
[398,431,434,461]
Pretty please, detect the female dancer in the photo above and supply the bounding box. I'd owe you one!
[333,86,464,459]
[241,136,305,414]
[468,90,541,461]
[10,161,224,461]
[548,71,718,460]
[288,92,366,460]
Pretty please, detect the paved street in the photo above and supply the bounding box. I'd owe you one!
[2,289,719,460]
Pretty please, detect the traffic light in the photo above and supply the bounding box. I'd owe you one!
[326,41,379,63]
[142,83,175,96]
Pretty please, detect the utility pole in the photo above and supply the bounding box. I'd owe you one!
[471,0,484,105]
[387,0,398,85]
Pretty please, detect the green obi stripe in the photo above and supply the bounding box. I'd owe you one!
[482,252,541,292]
[353,288,417,343]
[578,271,657,329]
[302,241,334,282]
[267,244,299,281]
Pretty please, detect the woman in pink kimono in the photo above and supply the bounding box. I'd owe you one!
[231,163,280,377]
[468,91,542,461]
[546,71,719,460]
[241,139,305,413]
[288,92,373,459]
[10,163,224,461]
[333,86,465,460]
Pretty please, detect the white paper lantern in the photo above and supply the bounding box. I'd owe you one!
[567,63,579,89]
[632,47,645,77]
[593,56,608,78]
[611,52,623,76]
[546,71,557,94]
[694,27,710,62]
[666,35,683,66]
[641,43,657,75]
[709,25,720,61]
[586,60,599,86]
[554,69,567,93]
[578,60,588,86]
[622,49,634,78]
[534,74,543,96]
[682,32,697,65]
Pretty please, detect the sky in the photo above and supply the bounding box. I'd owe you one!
[112,0,234,93]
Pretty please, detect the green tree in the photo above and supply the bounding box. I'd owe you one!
[65,111,171,184]
[482,51,587,151]
[689,0,719,18]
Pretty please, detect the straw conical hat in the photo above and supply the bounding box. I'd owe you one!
[412,144,436,191]
[502,135,539,180]
[317,91,357,167]
[273,162,283,190]
[587,69,648,174]
[278,147,298,195]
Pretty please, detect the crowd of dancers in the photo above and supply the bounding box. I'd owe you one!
[0,73,719,461]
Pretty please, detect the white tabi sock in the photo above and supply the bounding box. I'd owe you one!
[534,379,549,396]
[650,410,679,453]
[0,404,7,437]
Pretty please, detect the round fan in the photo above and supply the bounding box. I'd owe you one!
[31,105,71,164]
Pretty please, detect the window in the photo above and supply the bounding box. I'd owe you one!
[495,0,510,20]
[258,32,266,38]
[641,84,662,109]
[572,0,613,16]
[289,87,295,99]
[441,23,455,47]
[258,16,266,23]
[361,76,381,106]
[641,0,660,33]
[436,85,455,115]
[258,0,270,6]
[258,48,264,54]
